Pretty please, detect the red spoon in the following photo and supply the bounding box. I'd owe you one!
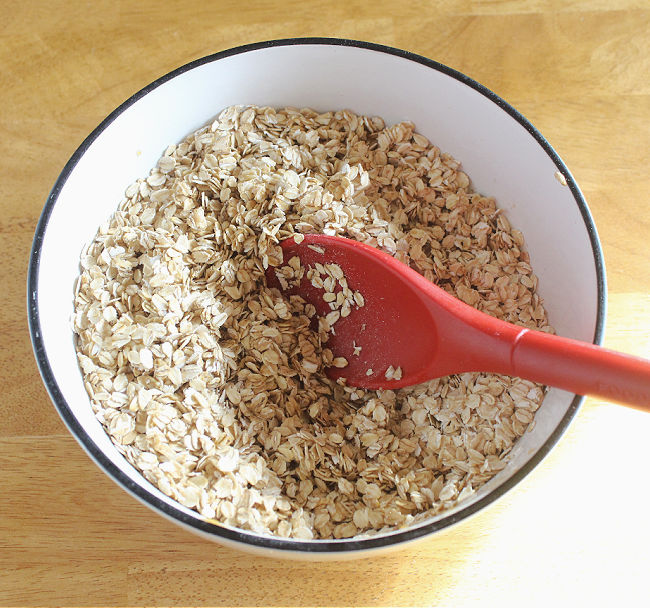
[266,234,650,410]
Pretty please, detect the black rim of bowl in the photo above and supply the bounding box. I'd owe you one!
[27,37,606,554]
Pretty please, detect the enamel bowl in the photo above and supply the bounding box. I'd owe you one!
[28,39,605,559]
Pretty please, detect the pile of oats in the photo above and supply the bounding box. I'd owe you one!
[73,105,552,540]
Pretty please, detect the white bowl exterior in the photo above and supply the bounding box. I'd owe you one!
[33,42,601,556]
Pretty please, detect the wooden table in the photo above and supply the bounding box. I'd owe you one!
[2,1,649,605]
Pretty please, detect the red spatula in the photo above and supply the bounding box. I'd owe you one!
[265,234,650,410]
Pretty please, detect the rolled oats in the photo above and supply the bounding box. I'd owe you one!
[73,105,551,540]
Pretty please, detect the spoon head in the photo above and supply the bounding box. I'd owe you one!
[265,234,440,389]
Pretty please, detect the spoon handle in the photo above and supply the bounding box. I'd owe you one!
[510,329,650,410]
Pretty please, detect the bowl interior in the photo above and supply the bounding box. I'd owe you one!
[31,41,602,551]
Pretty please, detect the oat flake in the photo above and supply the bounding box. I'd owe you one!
[73,105,551,540]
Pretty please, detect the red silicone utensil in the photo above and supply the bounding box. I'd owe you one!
[265,234,650,410]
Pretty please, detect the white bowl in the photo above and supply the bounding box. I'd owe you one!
[28,39,605,559]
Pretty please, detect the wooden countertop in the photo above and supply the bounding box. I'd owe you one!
[2,1,649,605]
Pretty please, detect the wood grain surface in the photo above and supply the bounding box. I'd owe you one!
[1,1,649,605]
